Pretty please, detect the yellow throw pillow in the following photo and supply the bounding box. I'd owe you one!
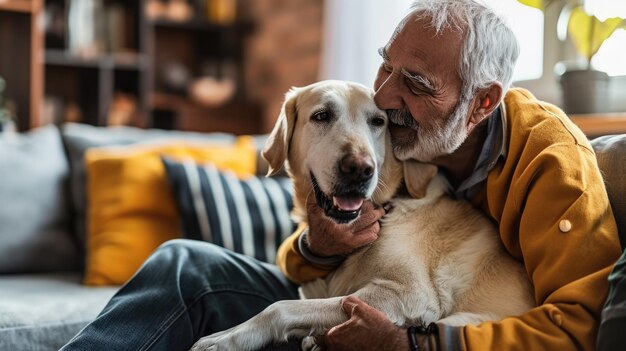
[84,136,257,286]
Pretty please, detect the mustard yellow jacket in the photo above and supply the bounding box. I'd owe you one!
[276,88,622,350]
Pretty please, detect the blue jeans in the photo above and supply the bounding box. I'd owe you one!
[61,239,300,351]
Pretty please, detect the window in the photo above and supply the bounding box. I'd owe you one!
[483,0,544,82]
[586,0,626,76]
[593,29,626,76]
[319,0,414,87]
[320,0,545,86]
[320,0,624,92]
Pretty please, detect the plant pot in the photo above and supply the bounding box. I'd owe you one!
[559,69,610,114]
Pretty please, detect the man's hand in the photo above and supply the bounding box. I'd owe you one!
[322,295,408,351]
[305,194,387,257]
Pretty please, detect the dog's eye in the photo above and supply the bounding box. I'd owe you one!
[370,116,386,127]
[311,111,330,123]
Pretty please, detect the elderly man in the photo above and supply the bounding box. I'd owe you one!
[278,0,621,350]
[62,0,620,350]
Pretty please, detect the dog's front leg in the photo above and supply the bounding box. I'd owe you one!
[191,297,346,351]
[437,311,495,327]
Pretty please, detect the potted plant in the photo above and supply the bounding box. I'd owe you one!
[518,0,626,113]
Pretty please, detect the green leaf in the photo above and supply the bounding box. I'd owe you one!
[568,7,624,61]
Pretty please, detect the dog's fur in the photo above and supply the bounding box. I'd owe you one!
[191,80,534,351]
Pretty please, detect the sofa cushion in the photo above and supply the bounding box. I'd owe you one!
[591,134,626,247]
[61,123,237,250]
[0,273,117,350]
[0,125,79,273]
[163,158,296,264]
[83,137,258,286]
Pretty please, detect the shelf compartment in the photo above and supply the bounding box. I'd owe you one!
[45,49,148,70]
[150,92,241,111]
[151,19,253,33]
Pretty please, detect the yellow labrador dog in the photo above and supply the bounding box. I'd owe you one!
[192,80,533,351]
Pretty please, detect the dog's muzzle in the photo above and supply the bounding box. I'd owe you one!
[311,173,367,223]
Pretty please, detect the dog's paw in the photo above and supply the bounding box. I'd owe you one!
[191,327,269,351]
[190,329,235,351]
[190,335,223,351]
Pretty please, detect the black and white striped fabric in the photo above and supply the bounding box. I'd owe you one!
[163,158,296,263]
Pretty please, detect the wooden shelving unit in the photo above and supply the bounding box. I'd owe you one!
[1,0,260,133]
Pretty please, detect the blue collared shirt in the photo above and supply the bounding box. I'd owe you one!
[453,104,508,200]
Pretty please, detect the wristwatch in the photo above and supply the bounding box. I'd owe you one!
[407,323,438,351]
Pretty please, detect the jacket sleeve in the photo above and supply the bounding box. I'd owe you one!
[455,143,621,350]
[276,222,337,284]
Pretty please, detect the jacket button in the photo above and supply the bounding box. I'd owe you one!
[559,220,572,233]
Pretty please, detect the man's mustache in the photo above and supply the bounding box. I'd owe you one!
[387,109,419,130]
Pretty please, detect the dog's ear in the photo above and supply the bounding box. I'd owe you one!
[403,161,438,199]
[262,88,299,176]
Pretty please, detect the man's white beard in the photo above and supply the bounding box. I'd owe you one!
[393,97,470,162]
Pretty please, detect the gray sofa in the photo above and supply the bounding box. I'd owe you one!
[0,123,624,351]
[0,123,268,350]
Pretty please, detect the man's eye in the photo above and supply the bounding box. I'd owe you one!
[370,116,386,127]
[408,86,425,95]
[312,111,330,122]
[406,81,428,95]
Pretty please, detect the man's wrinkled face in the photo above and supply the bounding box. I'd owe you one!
[373,15,471,162]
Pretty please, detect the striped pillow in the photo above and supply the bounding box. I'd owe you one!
[162,158,296,263]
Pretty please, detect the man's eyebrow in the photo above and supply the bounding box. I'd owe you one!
[401,68,436,92]
[378,46,435,92]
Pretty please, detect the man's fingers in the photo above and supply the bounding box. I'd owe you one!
[305,195,384,256]
[341,296,369,316]
[352,203,386,231]
[349,223,380,247]
[341,295,388,320]
[325,315,353,340]
[306,196,385,228]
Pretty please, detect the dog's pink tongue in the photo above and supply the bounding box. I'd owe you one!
[332,197,364,211]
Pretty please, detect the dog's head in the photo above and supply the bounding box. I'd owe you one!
[262,80,403,223]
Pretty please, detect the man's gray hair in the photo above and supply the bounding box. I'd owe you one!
[410,0,520,100]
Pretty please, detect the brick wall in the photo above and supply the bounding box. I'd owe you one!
[244,0,324,133]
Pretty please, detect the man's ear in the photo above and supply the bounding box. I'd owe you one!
[468,82,503,130]
[262,88,299,176]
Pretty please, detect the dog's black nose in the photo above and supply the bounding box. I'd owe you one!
[339,154,374,182]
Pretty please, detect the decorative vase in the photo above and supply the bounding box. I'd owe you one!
[559,69,610,114]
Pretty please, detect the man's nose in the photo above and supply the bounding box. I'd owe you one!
[373,74,403,111]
